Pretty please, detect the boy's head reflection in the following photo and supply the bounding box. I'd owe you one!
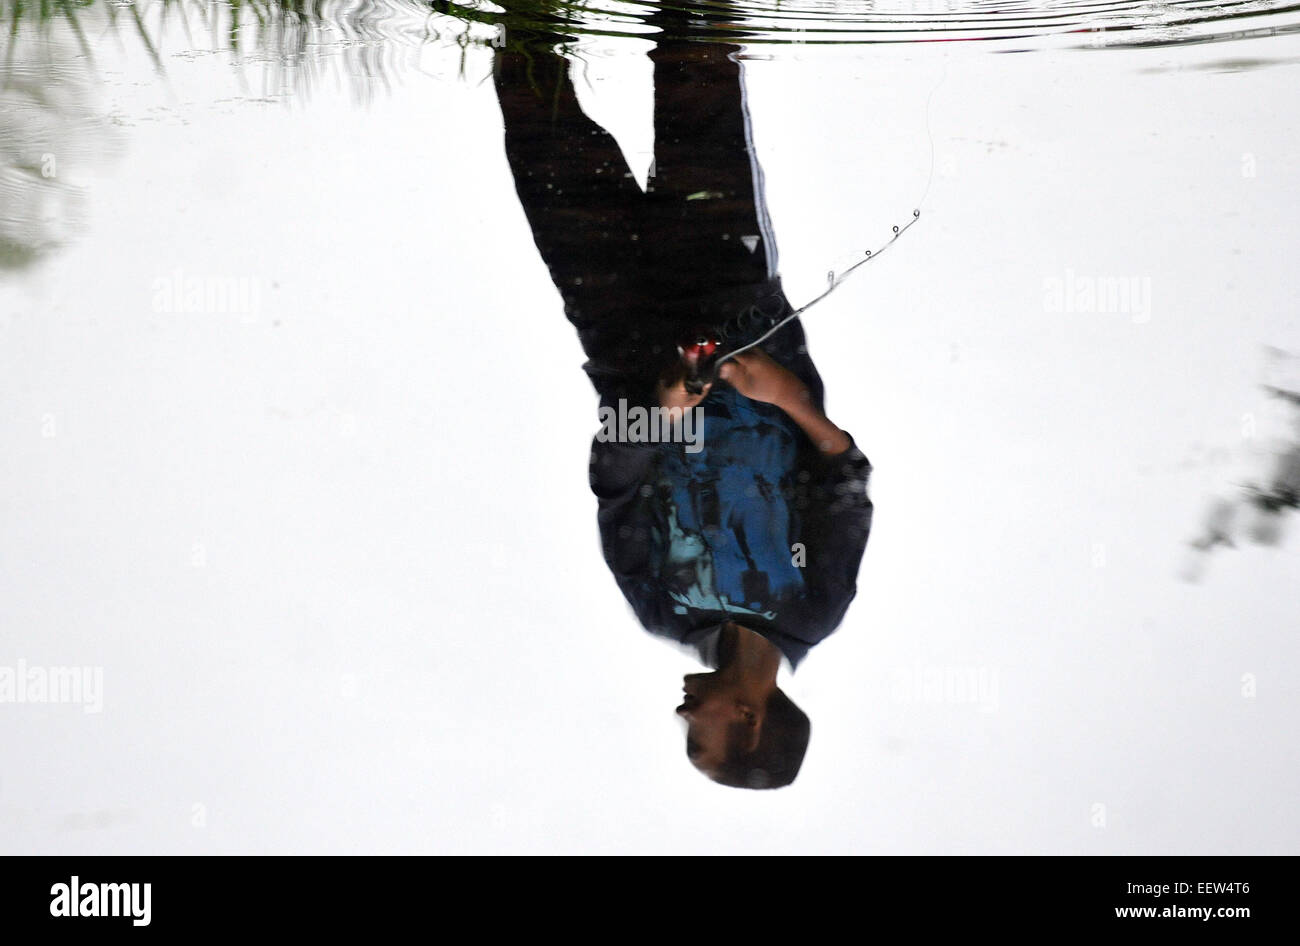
[493,12,872,789]
[678,623,809,789]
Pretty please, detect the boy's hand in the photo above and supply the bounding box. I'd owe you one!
[657,362,711,412]
[722,349,850,455]
[718,349,810,412]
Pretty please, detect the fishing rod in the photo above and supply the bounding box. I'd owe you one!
[678,60,945,394]
[680,208,923,394]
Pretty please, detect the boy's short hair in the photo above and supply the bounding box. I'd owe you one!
[707,688,810,789]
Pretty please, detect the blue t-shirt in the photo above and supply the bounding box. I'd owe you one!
[656,386,806,622]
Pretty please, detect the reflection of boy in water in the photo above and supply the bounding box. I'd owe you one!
[494,23,873,788]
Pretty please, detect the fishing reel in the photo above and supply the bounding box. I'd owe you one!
[677,306,775,395]
[678,333,720,395]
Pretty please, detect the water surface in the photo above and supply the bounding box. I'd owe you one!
[2,0,1298,852]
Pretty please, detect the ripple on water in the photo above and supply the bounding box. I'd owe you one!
[429,0,1300,49]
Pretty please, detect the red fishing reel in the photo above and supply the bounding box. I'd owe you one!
[678,333,721,395]
[680,336,718,361]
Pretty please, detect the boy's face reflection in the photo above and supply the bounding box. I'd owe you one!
[677,671,762,775]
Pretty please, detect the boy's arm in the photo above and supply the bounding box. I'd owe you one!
[589,434,707,646]
[718,349,851,455]
[787,433,874,638]
[780,396,852,457]
[721,348,872,627]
